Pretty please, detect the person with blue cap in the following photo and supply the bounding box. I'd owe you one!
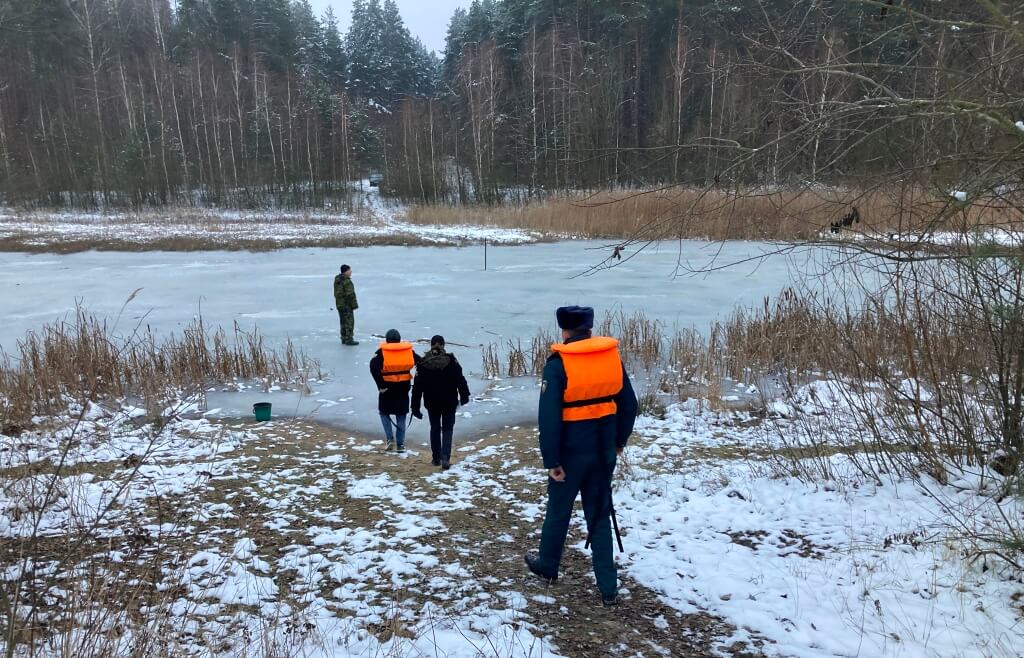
[524,305,638,606]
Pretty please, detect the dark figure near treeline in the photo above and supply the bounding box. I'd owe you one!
[830,207,860,234]
[333,264,358,345]
[412,335,470,470]
[524,305,638,607]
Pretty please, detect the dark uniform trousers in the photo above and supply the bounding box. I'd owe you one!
[536,420,619,599]
[533,334,636,601]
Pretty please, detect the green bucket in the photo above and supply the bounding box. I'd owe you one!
[253,402,272,422]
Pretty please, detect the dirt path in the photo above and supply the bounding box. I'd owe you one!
[233,420,768,657]
[7,414,769,656]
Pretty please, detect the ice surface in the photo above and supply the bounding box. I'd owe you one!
[0,241,839,438]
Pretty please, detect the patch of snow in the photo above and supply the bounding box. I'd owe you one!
[619,400,1023,658]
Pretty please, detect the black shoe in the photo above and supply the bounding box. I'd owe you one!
[431,458,441,466]
[601,594,619,607]
[524,552,557,583]
[343,340,360,346]
[385,441,394,452]
[397,446,406,453]
[441,460,451,470]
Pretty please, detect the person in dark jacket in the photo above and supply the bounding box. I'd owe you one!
[411,335,470,469]
[524,305,638,607]
[369,329,418,452]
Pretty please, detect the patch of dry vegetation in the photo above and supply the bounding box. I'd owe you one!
[406,186,1024,240]
[482,294,872,385]
[0,305,320,432]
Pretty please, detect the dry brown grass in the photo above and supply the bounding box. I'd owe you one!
[405,186,1024,240]
[480,294,897,398]
[0,307,321,431]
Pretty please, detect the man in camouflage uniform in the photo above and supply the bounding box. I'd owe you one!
[333,264,359,345]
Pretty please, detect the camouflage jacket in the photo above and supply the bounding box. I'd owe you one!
[334,275,358,309]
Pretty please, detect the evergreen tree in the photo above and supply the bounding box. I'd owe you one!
[345,0,386,100]
[321,7,347,87]
[380,0,416,95]
[441,8,469,82]
[346,0,425,105]
[410,38,440,96]
[172,0,214,54]
[250,0,297,71]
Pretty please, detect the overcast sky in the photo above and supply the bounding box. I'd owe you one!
[309,0,473,54]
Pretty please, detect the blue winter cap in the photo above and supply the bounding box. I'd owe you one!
[556,306,594,331]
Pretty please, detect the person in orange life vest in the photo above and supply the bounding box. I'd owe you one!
[369,329,419,452]
[524,305,638,607]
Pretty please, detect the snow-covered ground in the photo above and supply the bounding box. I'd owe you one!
[829,226,1024,249]
[0,187,539,249]
[626,399,1023,658]
[0,406,560,657]
[3,389,1021,657]
[0,240,843,438]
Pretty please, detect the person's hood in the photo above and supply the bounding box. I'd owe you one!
[419,349,451,371]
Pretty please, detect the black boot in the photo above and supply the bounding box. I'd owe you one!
[523,552,557,583]
[601,594,619,607]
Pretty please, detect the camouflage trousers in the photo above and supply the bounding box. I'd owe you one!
[337,307,355,343]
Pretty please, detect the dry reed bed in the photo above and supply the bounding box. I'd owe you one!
[482,290,983,405]
[406,187,1024,241]
[3,207,376,227]
[0,308,320,431]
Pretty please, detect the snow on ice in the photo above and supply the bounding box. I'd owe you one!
[0,183,539,249]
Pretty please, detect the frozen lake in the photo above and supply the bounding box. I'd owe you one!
[0,240,842,439]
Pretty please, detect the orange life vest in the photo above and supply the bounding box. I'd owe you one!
[550,336,623,421]
[380,342,415,382]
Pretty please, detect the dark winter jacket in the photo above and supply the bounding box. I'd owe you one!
[369,349,419,415]
[412,348,470,415]
[334,275,358,309]
[538,334,638,470]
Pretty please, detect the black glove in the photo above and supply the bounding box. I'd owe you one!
[412,409,423,419]
[460,397,470,406]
